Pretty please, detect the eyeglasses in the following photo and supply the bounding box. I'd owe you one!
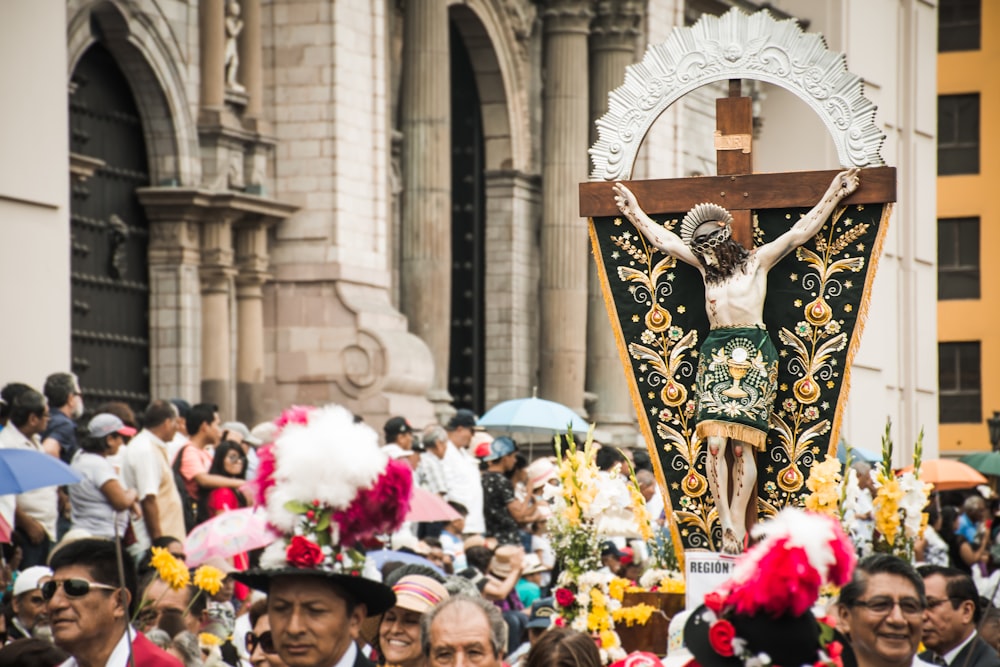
[247,630,276,654]
[40,578,118,601]
[851,596,925,616]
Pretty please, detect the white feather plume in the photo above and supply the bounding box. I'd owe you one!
[265,405,388,531]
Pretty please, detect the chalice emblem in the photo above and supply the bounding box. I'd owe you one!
[722,346,751,399]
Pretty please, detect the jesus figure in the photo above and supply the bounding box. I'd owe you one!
[612,168,860,553]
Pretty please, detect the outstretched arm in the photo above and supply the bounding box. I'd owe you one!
[612,182,702,269]
[756,168,861,270]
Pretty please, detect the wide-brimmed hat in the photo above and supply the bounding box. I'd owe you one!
[683,509,854,667]
[488,545,522,578]
[232,404,413,616]
[520,553,550,576]
[527,457,557,490]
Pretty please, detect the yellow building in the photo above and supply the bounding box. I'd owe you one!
[938,0,1000,453]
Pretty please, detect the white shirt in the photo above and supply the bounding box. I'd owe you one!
[0,423,58,540]
[58,626,132,667]
[335,637,359,667]
[441,441,484,534]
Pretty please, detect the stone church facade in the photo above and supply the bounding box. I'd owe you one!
[0,0,938,458]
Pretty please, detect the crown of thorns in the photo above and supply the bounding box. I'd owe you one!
[680,203,734,253]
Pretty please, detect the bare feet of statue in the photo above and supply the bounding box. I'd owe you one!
[722,528,742,555]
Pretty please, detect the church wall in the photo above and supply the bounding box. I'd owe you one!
[0,1,71,388]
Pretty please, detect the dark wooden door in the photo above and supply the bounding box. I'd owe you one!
[68,44,151,414]
[449,25,486,413]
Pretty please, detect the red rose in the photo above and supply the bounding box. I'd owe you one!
[704,591,726,614]
[286,536,324,568]
[707,619,736,657]
[554,617,566,628]
[827,641,843,659]
[555,587,576,608]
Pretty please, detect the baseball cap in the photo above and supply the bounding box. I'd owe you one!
[87,413,137,439]
[446,409,477,430]
[600,540,626,559]
[484,436,517,462]
[221,421,262,446]
[13,565,52,598]
[384,416,413,442]
[526,597,557,629]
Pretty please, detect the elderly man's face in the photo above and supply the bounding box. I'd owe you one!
[268,576,365,667]
[428,602,501,667]
[922,574,975,654]
[46,564,124,652]
[13,587,48,632]
[838,573,923,667]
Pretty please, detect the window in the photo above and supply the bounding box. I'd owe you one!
[939,0,981,52]
[938,217,980,300]
[939,342,981,423]
[938,94,980,175]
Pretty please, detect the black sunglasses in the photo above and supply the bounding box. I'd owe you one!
[247,630,276,654]
[40,578,118,601]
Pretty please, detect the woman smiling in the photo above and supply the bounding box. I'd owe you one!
[378,575,449,667]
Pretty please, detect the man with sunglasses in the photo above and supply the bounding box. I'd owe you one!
[917,565,1000,667]
[45,537,181,666]
[837,554,930,667]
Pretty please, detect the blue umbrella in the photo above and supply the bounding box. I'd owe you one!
[478,396,590,435]
[835,439,880,464]
[365,549,446,577]
[0,448,82,494]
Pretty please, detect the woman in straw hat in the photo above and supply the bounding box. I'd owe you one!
[374,575,449,667]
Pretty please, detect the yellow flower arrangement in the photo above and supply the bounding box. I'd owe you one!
[804,455,842,516]
[150,547,190,590]
[873,471,902,547]
[608,577,630,603]
[587,587,611,633]
[193,564,225,596]
[612,603,657,627]
[657,577,685,594]
[198,632,223,647]
[599,630,621,650]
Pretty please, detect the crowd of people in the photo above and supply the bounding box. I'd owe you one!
[4,374,1000,667]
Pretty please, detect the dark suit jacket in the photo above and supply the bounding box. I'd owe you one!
[354,647,376,667]
[921,635,1000,667]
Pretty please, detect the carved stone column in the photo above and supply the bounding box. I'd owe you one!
[399,0,452,409]
[136,190,207,404]
[539,0,593,413]
[200,0,226,112]
[586,0,644,444]
[239,0,262,119]
[200,219,237,416]
[234,221,268,424]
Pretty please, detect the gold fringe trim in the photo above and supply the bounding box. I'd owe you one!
[828,202,894,457]
[695,420,767,451]
[588,219,688,568]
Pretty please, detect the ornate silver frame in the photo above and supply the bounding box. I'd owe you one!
[589,8,886,181]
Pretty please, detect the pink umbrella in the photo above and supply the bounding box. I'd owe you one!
[184,507,281,567]
[406,487,462,523]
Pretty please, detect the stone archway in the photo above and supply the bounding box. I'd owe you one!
[67,0,203,401]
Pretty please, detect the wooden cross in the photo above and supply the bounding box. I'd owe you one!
[578,81,896,540]
[580,81,896,237]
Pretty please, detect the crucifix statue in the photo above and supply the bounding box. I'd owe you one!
[612,169,859,552]
[579,9,897,555]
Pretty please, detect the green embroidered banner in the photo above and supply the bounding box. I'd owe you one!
[589,203,890,551]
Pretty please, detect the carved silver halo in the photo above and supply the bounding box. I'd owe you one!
[589,7,886,181]
[680,202,734,250]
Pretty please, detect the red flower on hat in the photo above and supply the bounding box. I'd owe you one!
[286,536,324,568]
[704,591,726,614]
[555,587,576,607]
[707,619,736,657]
